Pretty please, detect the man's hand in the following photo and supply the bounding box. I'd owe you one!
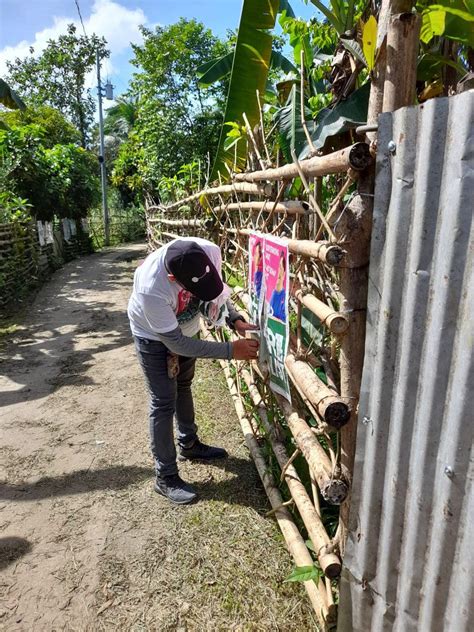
[234,319,259,337]
[232,338,259,360]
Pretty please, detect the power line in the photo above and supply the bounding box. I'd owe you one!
[74,0,88,37]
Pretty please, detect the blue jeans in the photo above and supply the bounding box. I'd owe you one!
[134,336,198,477]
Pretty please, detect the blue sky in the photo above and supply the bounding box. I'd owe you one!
[0,1,317,100]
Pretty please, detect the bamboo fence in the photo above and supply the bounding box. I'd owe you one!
[143,11,421,626]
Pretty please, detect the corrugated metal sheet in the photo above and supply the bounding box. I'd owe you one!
[338,91,474,631]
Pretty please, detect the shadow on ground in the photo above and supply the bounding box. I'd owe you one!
[0,537,32,570]
[0,456,267,513]
[0,246,147,408]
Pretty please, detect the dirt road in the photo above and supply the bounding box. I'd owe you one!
[0,245,316,631]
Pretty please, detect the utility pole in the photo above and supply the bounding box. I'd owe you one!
[96,50,110,246]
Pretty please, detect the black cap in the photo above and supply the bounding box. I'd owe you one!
[164,240,223,302]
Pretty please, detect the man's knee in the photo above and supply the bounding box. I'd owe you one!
[150,394,176,417]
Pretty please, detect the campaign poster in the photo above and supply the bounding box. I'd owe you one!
[248,232,265,326]
[262,236,291,401]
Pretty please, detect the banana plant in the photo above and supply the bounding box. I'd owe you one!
[196,50,297,88]
[307,0,357,35]
[0,78,26,111]
[210,0,281,180]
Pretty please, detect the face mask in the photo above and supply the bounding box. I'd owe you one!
[199,284,231,327]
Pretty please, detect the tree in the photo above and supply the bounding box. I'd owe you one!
[126,19,228,192]
[1,105,81,147]
[0,122,99,221]
[6,24,109,148]
[103,96,139,140]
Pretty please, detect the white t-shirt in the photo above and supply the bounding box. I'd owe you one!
[128,237,222,340]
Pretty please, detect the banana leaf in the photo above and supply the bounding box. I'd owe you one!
[0,78,26,111]
[274,84,317,163]
[197,50,296,88]
[274,81,370,161]
[303,81,370,156]
[210,0,280,180]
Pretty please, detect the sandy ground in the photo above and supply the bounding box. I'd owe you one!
[0,244,317,631]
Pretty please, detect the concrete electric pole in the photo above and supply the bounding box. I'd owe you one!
[96,51,113,247]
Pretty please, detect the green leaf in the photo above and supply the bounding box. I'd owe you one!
[198,50,296,88]
[196,52,234,87]
[0,78,26,110]
[420,9,446,43]
[274,84,314,163]
[305,539,316,552]
[284,565,323,583]
[307,82,370,154]
[271,50,298,74]
[430,3,474,21]
[309,0,344,34]
[211,0,280,180]
[362,16,377,72]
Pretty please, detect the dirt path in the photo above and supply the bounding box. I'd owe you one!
[0,245,317,631]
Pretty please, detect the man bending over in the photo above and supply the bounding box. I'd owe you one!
[128,237,258,504]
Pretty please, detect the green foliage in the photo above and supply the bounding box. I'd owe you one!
[284,564,324,583]
[127,19,227,193]
[307,0,358,34]
[103,96,138,140]
[0,121,99,221]
[0,191,31,223]
[44,144,100,219]
[6,24,109,147]
[110,132,145,204]
[210,0,280,180]
[197,49,296,88]
[0,105,81,147]
[419,1,474,45]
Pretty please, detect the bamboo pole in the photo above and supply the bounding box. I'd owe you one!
[233,143,372,182]
[222,228,345,267]
[277,395,349,505]
[151,182,273,212]
[161,231,181,240]
[295,290,349,335]
[300,50,317,156]
[213,201,310,215]
[147,218,205,228]
[220,361,334,628]
[243,112,266,170]
[285,354,350,430]
[241,369,341,578]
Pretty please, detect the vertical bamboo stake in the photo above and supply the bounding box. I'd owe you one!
[256,89,271,165]
[300,50,317,155]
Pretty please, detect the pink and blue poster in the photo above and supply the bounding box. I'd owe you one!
[248,232,265,326]
[262,236,291,401]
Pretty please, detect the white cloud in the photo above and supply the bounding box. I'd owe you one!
[0,0,147,89]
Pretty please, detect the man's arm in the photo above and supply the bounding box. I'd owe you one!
[155,327,232,360]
